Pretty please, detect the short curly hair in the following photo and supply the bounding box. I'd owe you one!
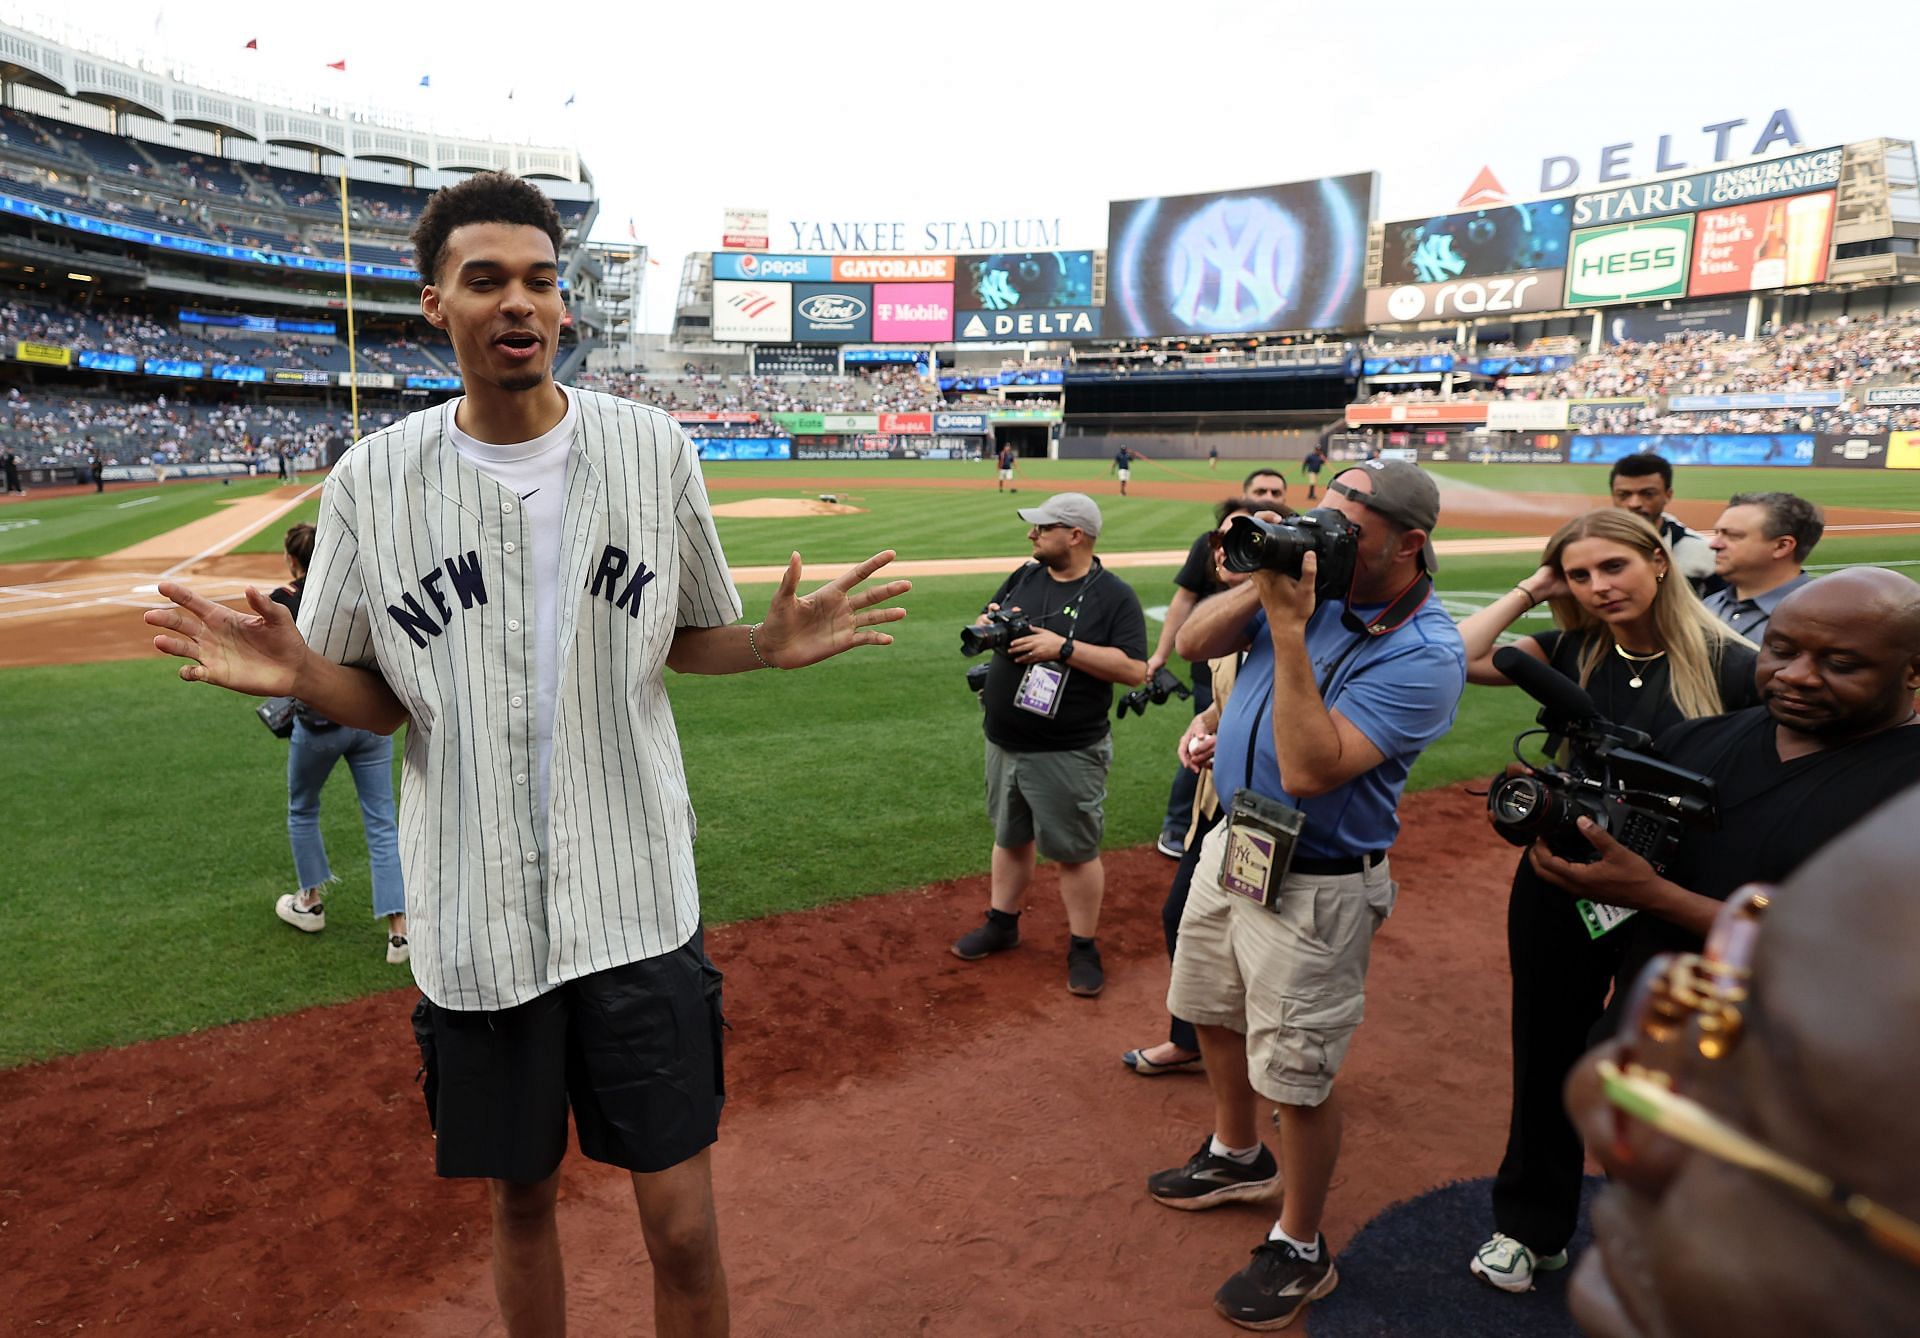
[410,171,565,286]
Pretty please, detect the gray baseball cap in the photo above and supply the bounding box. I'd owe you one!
[1333,459,1442,571]
[1017,491,1102,538]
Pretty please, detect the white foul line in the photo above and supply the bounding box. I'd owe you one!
[158,482,324,580]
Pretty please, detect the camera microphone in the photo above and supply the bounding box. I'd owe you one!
[1492,646,1602,725]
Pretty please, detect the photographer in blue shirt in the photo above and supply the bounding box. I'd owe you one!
[1145,460,1467,1330]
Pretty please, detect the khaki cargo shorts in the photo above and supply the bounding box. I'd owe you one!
[1167,819,1397,1107]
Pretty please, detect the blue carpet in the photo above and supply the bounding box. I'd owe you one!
[1306,1176,1601,1338]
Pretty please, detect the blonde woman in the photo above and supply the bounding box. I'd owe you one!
[1456,508,1758,1294]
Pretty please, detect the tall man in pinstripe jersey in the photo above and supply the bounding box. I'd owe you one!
[144,172,910,1336]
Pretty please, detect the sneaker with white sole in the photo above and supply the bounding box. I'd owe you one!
[1470,1232,1568,1293]
[1148,1137,1282,1210]
[274,893,326,933]
[386,934,410,964]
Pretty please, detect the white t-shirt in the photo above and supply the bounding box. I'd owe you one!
[447,388,578,821]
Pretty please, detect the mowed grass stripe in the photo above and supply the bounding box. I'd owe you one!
[0,477,298,564]
[6,535,1920,1066]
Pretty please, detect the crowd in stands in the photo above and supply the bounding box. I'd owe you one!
[0,386,400,468]
[1359,308,1920,434]
[0,104,591,288]
[576,365,953,415]
[0,299,449,376]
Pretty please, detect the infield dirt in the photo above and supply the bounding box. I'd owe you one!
[1,784,1533,1336]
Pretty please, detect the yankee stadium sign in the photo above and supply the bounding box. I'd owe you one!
[785,217,1066,253]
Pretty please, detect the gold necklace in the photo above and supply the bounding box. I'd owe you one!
[1613,642,1666,689]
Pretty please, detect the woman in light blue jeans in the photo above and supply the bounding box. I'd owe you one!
[269,522,408,963]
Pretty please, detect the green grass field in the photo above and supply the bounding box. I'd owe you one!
[9,458,1920,566]
[4,461,1919,1067]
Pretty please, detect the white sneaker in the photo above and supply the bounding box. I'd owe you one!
[1471,1232,1568,1293]
[386,934,410,965]
[274,893,326,933]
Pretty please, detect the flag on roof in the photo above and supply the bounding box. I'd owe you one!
[244,38,258,50]
[326,59,347,72]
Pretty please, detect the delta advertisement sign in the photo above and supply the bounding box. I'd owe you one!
[1565,217,1694,307]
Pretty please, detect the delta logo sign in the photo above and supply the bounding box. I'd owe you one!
[955,309,1103,341]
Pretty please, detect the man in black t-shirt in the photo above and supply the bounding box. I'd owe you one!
[1531,568,1920,1007]
[952,492,1149,997]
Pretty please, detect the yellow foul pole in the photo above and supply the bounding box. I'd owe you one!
[336,116,362,443]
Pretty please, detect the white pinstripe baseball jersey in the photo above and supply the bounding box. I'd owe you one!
[298,388,743,1011]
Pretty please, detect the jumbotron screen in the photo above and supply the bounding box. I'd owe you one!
[1105,172,1375,337]
[1379,198,1571,285]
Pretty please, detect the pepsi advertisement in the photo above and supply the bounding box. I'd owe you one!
[1105,173,1375,337]
[954,251,1094,311]
[1380,199,1571,285]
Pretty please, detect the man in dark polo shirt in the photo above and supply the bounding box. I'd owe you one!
[1531,567,1920,1017]
[951,491,1149,997]
[1147,469,1292,859]
[1703,491,1823,643]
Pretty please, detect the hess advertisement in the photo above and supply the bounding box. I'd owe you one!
[1106,173,1376,337]
[1688,191,1834,296]
[1379,199,1571,285]
[1565,216,1695,307]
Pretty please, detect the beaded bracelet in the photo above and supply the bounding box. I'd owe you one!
[747,622,773,670]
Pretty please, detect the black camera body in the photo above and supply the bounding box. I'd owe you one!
[960,609,1033,657]
[1485,648,1717,871]
[1117,667,1192,718]
[1219,507,1359,601]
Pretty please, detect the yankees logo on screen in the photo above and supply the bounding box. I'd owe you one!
[1106,173,1375,338]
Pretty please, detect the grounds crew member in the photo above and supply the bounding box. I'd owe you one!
[950,491,1148,998]
[1146,460,1466,1331]
[143,170,910,1338]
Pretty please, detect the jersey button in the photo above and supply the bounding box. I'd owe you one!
[503,541,517,554]
[524,850,539,864]
[515,772,527,785]
[501,500,514,514]
[508,619,521,631]
[510,695,524,708]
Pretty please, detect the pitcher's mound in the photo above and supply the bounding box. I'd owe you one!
[710,498,867,518]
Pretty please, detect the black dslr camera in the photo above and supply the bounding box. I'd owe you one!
[1117,667,1192,718]
[1484,647,1717,871]
[1219,507,1360,600]
[960,609,1033,657]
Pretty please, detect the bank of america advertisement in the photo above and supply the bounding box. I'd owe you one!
[712,280,794,342]
[1565,217,1695,308]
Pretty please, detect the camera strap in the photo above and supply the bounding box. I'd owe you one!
[1240,575,1434,793]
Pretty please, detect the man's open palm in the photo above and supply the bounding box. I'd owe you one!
[759,550,911,670]
[143,581,307,697]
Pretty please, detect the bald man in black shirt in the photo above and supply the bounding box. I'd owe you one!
[1529,568,1920,1002]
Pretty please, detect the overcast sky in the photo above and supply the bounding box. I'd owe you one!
[7,1,1915,331]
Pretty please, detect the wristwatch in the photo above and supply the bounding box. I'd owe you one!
[1059,638,1076,662]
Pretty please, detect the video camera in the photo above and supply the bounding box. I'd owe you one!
[1116,667,1192,719]
[1484,647,1717,871]
[1219,507,1359,601]
[960,608,1032,657]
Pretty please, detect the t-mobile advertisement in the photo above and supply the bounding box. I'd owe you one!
[871,283,955,342]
